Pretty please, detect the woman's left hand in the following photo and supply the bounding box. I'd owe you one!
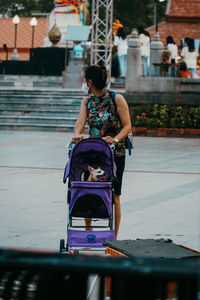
[102,136,115,144]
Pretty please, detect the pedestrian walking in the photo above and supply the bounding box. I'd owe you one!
[181,38,198,78]
[166,35,178,77]
[138,26,150,77]
[111,46,120,78]
[114,27,128,77]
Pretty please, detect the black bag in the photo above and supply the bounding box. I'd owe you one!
[124,131,134,155]
[111,92,134,155]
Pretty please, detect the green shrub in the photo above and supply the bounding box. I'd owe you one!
[129,104,200,129]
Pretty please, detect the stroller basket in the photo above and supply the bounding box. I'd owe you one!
[70,181,113,218]
[68,229,114,248]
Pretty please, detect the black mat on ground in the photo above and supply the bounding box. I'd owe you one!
[104,239,200,259]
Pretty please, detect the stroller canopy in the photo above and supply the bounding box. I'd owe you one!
[63,138,116,183]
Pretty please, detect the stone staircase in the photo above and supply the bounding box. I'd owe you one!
[0,74,125,132]
[0,88,84,132]
[0,75,63,89]
[111,77,125,89]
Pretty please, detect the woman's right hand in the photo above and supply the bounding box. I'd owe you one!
[72,135,84,144]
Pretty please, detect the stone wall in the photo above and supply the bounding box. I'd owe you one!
[126,77,200,95]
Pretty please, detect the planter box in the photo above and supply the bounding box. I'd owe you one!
[132,127,200,138]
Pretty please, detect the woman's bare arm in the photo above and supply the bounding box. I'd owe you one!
[114,93,132,141]
[102,93,132,144]
[72,97,88,143]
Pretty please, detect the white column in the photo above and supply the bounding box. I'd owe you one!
[150,31,163,76]
[125,28,141,91]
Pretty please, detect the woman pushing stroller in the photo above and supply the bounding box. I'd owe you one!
[72,65,132,239]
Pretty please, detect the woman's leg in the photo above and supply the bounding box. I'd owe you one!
[141,56,145,76]
[115,195,121,239]
[144,56,149,77]
[124,55,127,77]
[113,155,125,239]
[85,218,92,230]
[118,55,125,77]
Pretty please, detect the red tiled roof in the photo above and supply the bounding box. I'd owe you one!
[146,22,200,45]
[0,18,47,49]
[166,0,200,18]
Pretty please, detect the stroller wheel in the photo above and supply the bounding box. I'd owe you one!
[59,239,66,253]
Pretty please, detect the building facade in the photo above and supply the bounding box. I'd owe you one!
[146,0,200,49]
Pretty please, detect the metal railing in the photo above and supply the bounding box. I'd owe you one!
[0,248,199,300]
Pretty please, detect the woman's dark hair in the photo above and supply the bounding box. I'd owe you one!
[137,26,144,35]
[179,61,187,71]
[188,38,195,52]
[166,35,175,44]
[117,27,126,40]
[184,37,190,44]
[144,30,151,41]
[85,65,107,89]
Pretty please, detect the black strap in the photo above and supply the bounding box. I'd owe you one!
[111,92,132,156]
[110,92,121,125]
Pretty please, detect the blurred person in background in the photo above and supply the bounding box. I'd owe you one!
[114,27,128,77]
[138,26,150,77]
[111,46,120,78]
[166,35,178,77]
[178,61,193,78]
[181,38,198,78]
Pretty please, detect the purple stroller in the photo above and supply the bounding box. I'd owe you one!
[60,138,116,252]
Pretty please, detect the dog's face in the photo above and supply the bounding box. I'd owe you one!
[88,166,106,181]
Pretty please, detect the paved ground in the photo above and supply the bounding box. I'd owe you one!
[0,130,199,252]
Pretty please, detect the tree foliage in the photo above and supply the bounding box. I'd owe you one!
[113,0,166,34]
[0,0,53,17]
[0,0,166,31]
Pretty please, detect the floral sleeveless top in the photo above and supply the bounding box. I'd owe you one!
[87,90,125,157]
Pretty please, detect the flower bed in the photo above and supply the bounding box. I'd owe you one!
[130,104,200,137]
[130,104,200,129]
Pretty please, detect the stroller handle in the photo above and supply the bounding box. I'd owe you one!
[67,140,74,158]
[109,143,115,150]
[67,139,115,158]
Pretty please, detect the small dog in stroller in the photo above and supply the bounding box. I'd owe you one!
[87,166,106,182]
[61,138,116,253]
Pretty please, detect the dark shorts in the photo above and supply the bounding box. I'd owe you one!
[114,155,125,196]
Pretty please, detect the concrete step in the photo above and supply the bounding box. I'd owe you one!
[0,116,77,125]
[0,108,80,117]
[0,94,83,101]
[0,91,84,99]
[111,78,125,89]
[112,83,125,89]
[0,81,62,88]
[0,94,83,100]
[0,81,15,87]
[0,90,83,96]
[0,87,84,132]
[0,123,75,132]
[0,75,63,88]
[0,88,83,94]
[0,100,82,106]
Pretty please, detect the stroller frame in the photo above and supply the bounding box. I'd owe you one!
[61,138,116,253]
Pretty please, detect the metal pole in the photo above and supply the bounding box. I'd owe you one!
[90,0,113,86]
[155,0,158,32]
[14,24,17,48]
[32,26,35,48]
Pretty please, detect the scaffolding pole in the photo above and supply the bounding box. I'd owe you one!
[90,0,113,84]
